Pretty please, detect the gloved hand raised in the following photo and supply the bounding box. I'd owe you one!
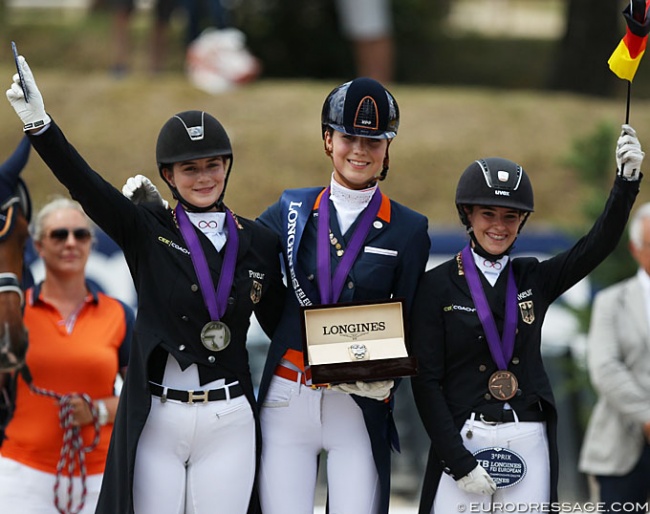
[616,124,644,181]
[457,463,497,496]
[122,174,168,208]
[5,55,51,132]
[331,380,394,400]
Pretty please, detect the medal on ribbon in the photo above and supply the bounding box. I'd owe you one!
[176,205,238,352]
[461,245,519,401]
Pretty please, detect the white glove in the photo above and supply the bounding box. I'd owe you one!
[331,380,394,400]
[5,55,51,131]
[457,463,497,496]
[122,174,168,208]
[616,124,644,181]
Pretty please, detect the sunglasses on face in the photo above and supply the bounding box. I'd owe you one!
[47,228,92,242]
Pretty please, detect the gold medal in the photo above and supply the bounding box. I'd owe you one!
[200,321,231,352]
[488,370,518,401]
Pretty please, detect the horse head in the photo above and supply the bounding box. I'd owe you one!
[0,137,31,373]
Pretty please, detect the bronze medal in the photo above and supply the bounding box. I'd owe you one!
[200,321,231,352]
[488,370,518,401]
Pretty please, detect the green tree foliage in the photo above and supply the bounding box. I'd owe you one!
[562,121,637,292]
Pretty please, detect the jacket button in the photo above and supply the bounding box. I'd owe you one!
[516,389,522,396]
[479,365,487,372]
[178,345,186,351]
[484,393,491,400]
[190,284,199,292]
[512,357,520,365]
[181,315,189,321]
[347,281,354,289]
[307,274,314,280]
[228,296,235,305]
[208,356,216,363]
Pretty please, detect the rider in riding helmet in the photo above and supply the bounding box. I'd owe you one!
[6,55,286,514]
[155,110,233,212]
[410,127,644,514]
[455,157,534,260]
[254,77,430,514]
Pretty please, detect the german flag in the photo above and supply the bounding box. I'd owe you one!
[609,0,650,82]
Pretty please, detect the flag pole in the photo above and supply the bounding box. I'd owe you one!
[626,80,632,124]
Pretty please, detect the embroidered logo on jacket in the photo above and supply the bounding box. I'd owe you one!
[443,304,476,313]
[250,280,263,304]
[157,236,190,255]
[519,300,535,324]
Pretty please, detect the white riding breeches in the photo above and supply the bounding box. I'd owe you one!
[433,417,550,514]
[259,376,380,514]
[133,393,255,514]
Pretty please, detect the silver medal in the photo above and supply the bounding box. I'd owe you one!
[200,321,231,352]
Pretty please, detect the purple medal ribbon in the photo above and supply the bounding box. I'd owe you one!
[175,204,239,321]
[316,187,382,304]
[461,244,518,370]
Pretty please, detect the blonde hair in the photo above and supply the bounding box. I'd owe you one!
[31,196,95,242]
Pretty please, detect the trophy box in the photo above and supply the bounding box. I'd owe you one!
[300,298,418,384]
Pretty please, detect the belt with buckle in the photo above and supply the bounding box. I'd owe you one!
[274,364,330,389]
[274,363,311,384]
[149,382,244,404]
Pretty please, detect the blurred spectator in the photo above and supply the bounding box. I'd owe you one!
[335,0,395,83]
[0,197,133,513]
[109,0,181,76]
[181,0,231,45]
[579,202,650,513]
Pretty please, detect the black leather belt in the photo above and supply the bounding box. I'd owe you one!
[477,404,546,423]
[149,382,244,404]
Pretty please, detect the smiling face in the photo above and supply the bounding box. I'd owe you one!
[465,205,524,257]
[325,129,389,190]
[163,156,227,210]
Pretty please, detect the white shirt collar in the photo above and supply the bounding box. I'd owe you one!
[329,173,378,234]
[471,248,509,287]
[187,211,227,251]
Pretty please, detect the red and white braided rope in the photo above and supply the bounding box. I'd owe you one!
[29,385,101,514]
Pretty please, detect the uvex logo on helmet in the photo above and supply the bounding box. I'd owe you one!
[455,156,534,230]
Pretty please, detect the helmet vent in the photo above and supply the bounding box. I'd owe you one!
[174,113,206,141]
[354,96,379,131]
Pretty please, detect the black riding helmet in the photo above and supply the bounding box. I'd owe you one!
[156,110,233,212]
[456,157,534,259]
[321,77,399,181]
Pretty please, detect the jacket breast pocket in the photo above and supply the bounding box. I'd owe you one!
[353,248,398,294]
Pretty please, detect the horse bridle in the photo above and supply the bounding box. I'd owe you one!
[0,179,31,308]
[0,273,23,308]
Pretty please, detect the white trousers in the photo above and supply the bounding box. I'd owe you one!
[0,455,102,514]
[133,393,255,514]
[433,418,550,514]
[259,376,380,514]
